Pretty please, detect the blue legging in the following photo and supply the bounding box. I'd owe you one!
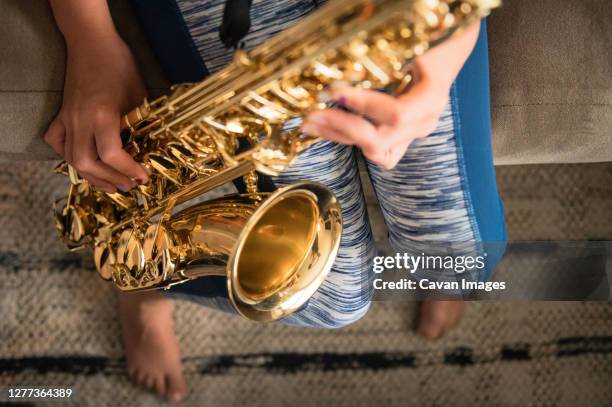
[130,0,507,328]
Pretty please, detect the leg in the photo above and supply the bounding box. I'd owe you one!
[367,100,473,339]
[273,141,376,328]
[172,141,378,328]
[130,0,375,328]
[366,20,506,339]
[121,1,343,401]
[118,291,187,402]
[169,141,376,328]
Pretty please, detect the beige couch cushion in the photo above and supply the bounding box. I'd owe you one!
[0,0,610,164]
[488,0,612,165]
[0,0,168,161]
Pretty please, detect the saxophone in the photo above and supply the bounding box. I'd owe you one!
[52,0,499,321]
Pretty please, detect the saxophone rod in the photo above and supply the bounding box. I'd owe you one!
[150,1,405,136]
[160,0,366,110]
[109,160,256,234]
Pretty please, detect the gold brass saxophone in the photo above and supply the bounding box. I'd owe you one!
[52,0,500,321]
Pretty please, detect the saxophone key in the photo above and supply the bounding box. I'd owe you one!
[94,241,116,281]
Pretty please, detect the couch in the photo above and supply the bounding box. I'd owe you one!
[0,0,610,164]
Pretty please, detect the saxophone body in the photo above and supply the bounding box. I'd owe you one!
[53,0,499,321]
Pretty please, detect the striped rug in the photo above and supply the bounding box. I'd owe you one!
[0,161,611,406]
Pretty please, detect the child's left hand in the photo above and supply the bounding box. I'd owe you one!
[302,78,449,169]
[302,22,481,169]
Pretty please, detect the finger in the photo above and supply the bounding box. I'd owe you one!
[43,118,66,156]
[94,115,149,184]
[78,171,117,193]
[302,119,354,145]
[303,109,379,153]
[71,124,134,191]
[75,159,133,192]
[365,149,401,170]
[365,138,411,170]
[330,86,404,126]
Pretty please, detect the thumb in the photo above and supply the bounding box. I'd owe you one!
[43,118,66,157]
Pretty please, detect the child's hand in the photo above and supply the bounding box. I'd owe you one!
[303,78,449,170]
[302,22,480,169]
[44,32,149,193]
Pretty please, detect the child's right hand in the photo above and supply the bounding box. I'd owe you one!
[44,31,149,193]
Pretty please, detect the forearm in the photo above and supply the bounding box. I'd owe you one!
[49,0,121,48]
[415,21,481,93]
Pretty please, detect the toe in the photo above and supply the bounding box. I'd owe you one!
[418,300,449,340]
[418,320,443,339]
[447,301,465,330]
[136,369,148,387]
[127,365,136,379]
[154,374,166,398]
[145,374,156,391]
[166,369,188,403]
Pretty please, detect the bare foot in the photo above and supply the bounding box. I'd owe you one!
[118,290,187,402]
[417,299,465,340]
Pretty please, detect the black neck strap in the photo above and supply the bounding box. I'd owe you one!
[219,0,253,49]
[220,1,322,49]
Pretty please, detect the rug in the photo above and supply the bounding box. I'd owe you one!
[0,161,610,406]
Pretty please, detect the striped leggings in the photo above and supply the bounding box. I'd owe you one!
[130,1,507,328]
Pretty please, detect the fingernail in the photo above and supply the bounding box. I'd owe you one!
[118,184,132,193]
[172,393,184,402]
[336,95,348,108]
[135,178,144,185]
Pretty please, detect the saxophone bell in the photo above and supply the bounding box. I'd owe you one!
[106,181,342,322]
